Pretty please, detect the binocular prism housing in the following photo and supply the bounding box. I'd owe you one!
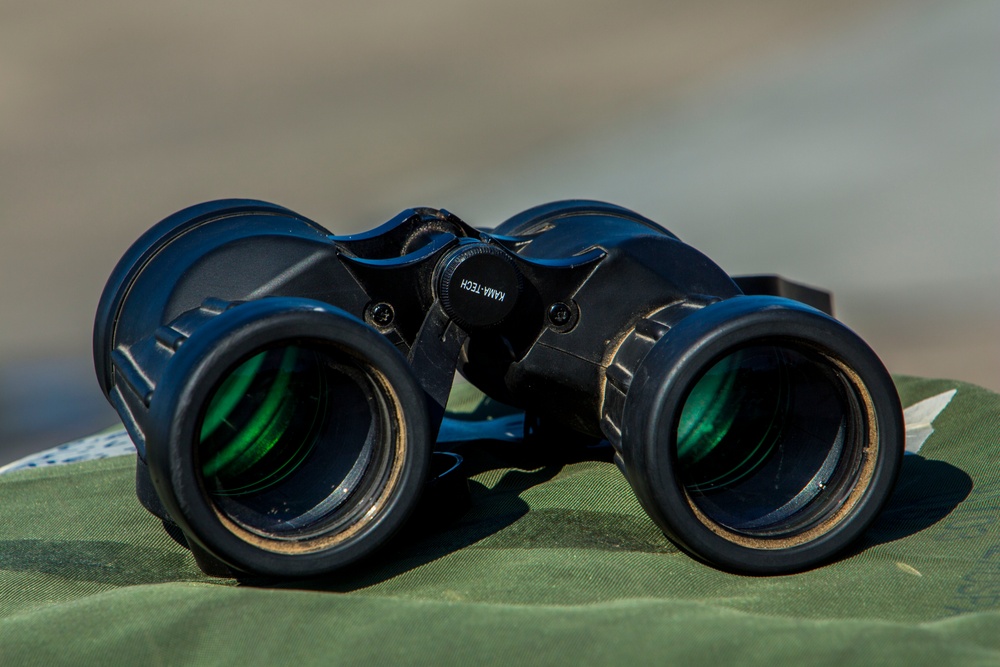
[94,199,903,577]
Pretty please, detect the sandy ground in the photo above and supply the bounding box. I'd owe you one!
[0,0,996,462]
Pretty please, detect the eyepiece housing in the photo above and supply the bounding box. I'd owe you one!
[606,297,902,573]
[148,300,430,576]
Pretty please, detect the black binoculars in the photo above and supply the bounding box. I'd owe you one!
[94,199,903,577]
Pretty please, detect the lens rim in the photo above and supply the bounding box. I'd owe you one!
[619,296,903,574]
[146,298,431,578]
[680,349,878,542]
[199,345,394,541]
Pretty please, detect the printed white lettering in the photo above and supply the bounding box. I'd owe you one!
[483,287,505,302]
[458,277,506,302]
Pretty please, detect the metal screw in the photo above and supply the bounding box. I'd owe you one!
[370,302,395,327]
[547,302,572,327]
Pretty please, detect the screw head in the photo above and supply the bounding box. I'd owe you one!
[370,302,395,327]
[547,302,572,327]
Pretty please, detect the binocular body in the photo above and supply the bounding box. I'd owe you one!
[95,199,903,577]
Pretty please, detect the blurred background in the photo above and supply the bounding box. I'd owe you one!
[1,0,997,464]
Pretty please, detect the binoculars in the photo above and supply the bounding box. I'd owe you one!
[94,199,903,577]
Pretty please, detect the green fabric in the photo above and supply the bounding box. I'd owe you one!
[1,376,999,665]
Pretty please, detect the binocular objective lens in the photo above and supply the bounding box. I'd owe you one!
[677,345,863,536]
[197,344,382,538]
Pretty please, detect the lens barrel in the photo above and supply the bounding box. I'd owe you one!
[613,297,903,574]
[145,299,431,577]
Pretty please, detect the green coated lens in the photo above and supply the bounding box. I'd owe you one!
[199,347,322,496]
[197,344,381,537]
[676,349,786,492]
[676,345,853,534]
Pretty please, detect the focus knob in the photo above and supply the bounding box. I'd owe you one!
[437,243,522,329]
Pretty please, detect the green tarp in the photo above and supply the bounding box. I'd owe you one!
[1,376,999,665]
